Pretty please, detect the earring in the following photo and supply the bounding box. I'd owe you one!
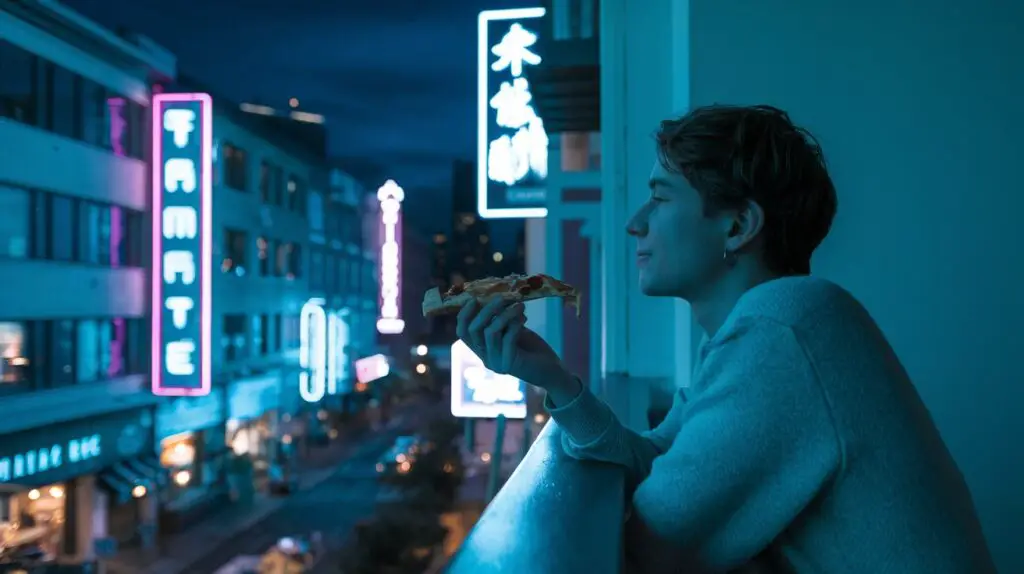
[722,249,735,266]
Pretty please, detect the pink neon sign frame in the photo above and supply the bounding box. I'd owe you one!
[151,92,213,396]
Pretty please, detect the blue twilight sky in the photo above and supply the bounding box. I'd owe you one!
[62,0,536,241]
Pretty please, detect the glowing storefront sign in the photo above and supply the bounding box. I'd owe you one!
[376,180,405,335]
[329,310,350,394]
[355,354,390,384]
[478,8,548,219]
[151,93,213,397]
[0,435,101,483]
[450,340,526,419]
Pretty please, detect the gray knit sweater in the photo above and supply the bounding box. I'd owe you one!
[546,276,996,573]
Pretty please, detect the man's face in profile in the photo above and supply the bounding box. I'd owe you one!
[627,162,725,300]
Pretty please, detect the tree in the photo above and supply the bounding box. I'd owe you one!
[339,508,448,574]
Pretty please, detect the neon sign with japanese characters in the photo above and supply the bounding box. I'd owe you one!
[300,301,353,403]
[450,340,526,419]
[376,180,405,335]
[151,93,213,397]
[478,7,548,219]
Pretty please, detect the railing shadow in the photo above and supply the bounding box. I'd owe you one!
[446,421,626,574]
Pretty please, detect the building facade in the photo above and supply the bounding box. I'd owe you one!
[0,3,175,566]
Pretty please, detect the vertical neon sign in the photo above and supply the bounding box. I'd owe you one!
[300,299,328,403]
[151,93,213,397]
[376,180,405,335]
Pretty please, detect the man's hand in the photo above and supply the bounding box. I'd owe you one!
[455,298,582,405]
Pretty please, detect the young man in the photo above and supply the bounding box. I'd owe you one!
[457,105,996,573]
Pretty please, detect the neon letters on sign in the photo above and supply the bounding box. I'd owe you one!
[300,301,351,402]
[151,93,213,397]
[299,299,328,403]
[376,180,405,335]
[478,8,548,219]
[450,340,526,419]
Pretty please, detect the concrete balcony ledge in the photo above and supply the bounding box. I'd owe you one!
[446,422,625,574]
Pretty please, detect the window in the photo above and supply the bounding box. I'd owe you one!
[222,314,247,362]
[286,175,304,212]
[325,255,337,292]
[273,314,283,351]
[0,40,38,125]
[223,143,248,191]
[80,79,107,148]
[270,165,284,205]
[76,320,99,382]
[119,208,144,267]
[0,322,29,386]
[78,202,102,264]
[124,318,145,375]
[50,195,76,261]
[103,319,125,378]
[257,237,270,276]
[256,314,270,355]
[222,229,248,275]
[259,161,270,202]
[288,244,302,279]
[123,99,145,159]
[275,242,291,277]
[46,63,80,139]
[282,314,300,350]
[310,248,324,291]
[0,185,29,258]
[49,320,75,387]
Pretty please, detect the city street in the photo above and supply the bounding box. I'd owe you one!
[176,401,439,573]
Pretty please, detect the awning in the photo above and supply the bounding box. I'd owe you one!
[97,457,162,503]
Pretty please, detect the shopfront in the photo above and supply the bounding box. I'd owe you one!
[154,393,227,533]
[225,373,283,496]
[0,407,157,565]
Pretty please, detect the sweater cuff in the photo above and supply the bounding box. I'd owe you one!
[544,381,614,446]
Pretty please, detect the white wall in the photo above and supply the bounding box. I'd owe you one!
[681,0,1021,569]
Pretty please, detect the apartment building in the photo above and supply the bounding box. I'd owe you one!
[0,2,174,567]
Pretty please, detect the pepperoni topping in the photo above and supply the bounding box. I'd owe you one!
[526,275,544,289]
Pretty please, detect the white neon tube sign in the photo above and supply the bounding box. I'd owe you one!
[299,299,327,403]
[377,180,405,335]
[300,300,352,402]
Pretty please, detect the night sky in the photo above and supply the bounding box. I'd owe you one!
[63,0,535,244]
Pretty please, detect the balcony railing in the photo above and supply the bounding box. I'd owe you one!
[446,421,626,574]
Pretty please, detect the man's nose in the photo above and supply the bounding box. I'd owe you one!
[625,209,647,237]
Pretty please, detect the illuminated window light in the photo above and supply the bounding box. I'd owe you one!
[151,92,213,397]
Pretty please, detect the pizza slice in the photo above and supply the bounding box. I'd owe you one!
[422,273,581,318]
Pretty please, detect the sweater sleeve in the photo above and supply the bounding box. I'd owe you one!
[547,319,843,572]
[544,381,686,487]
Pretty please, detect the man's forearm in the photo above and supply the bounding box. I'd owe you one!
[544,367,583,408]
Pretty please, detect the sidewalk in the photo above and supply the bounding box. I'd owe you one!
[104,405,424,574]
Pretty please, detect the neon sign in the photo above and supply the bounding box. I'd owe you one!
[300,301,352,402]
[151,93,213,397]
[450,340,526,419]
[376,180,405,335]
[478,8,548,219]
[355,354,390,384]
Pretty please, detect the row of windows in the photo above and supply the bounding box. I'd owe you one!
[0,40,145,159]
[308,247,377,296]
[219,142,306,214]
[0,318,147,395]
[0,185,145,266]
[222,230,303,279]
[222,313,300,362]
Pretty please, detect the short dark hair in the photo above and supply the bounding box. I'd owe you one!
[655,104,837,275]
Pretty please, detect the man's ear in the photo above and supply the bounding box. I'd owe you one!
[724,199,765,253]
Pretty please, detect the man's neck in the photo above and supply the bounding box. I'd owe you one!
[690,265,782,338]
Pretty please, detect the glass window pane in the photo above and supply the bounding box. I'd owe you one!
[76,319,99,382]
[50,196,74,261]
[0,40,37,124]
[49,64,78,138]
[51,320,75,386]
[0,322,28,384]
[111,205,124,267]
[79,202,100,263]
[98,206,111,265]
[0,185,29,258]
[81,79,107,148]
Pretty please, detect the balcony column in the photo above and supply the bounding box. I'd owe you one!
[598,0,696,430]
